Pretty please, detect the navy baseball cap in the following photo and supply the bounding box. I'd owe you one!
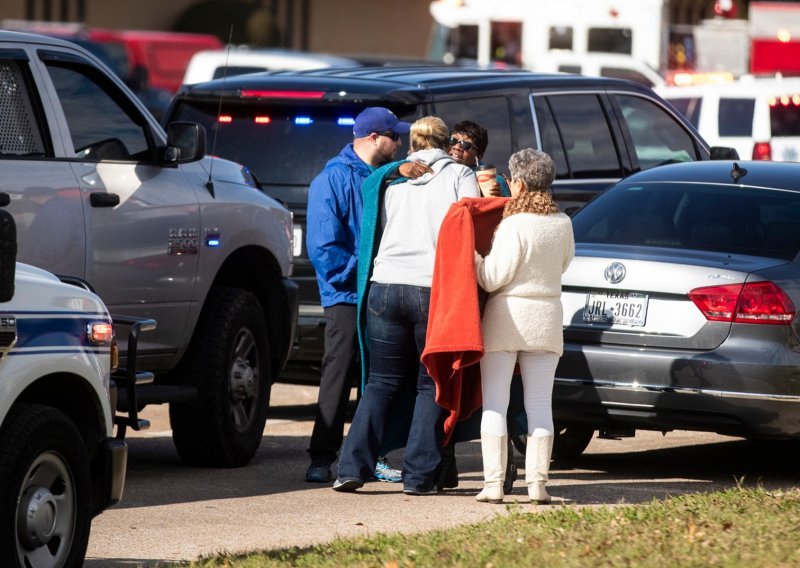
[353,107,411,138]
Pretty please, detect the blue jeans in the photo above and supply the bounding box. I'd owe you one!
[337,283,445,491]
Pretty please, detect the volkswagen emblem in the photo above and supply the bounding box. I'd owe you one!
[604,262,626,284]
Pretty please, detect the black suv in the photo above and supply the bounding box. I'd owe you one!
[164,66,716,379]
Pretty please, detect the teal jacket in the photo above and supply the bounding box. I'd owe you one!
[356,159,406,387]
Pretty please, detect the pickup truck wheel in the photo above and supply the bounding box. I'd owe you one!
[170,288,271,467]
[0,403,92,567]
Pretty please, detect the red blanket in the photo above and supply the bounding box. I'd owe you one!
[421,196,508,444]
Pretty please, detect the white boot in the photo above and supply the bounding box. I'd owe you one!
[476,432,506,504]
[526,434,554,504]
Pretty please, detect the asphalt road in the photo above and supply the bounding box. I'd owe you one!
[85,382,799,566]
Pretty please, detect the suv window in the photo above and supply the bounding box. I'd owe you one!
[535,93,622,179]
[170,101,418,187]
[44,61,150,160]
[0,59,49,157]
[665,97,702,128]
[616,94,698,169]
[719,98,755,137]
[435,97,513,173]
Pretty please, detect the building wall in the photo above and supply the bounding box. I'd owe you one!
[1,0,433,57]
[3,0,733,60]
[305,0,432,57]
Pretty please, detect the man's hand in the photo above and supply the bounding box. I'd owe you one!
[399,160,433,180]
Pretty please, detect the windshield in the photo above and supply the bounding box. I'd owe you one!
[171,100,418,190]
[572,181,800,260]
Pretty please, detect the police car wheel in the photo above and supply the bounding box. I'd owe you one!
[0,403,92,567]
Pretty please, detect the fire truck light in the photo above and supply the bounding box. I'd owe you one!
[777,29,792,43]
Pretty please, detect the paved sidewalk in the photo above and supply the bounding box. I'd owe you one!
[85,383,794,566]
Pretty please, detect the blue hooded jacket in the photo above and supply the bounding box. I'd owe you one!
[306,143,373,307]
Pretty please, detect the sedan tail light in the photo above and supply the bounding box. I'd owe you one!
[752,141,772,160]
[689,281,795,325]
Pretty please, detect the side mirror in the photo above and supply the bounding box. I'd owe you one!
[0,210,17,303]
[710,146,740,160]
[164,122,206,164]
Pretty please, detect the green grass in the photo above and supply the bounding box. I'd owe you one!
[188,487,800,567]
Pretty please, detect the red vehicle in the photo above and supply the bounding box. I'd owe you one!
[749,2,800,76]
[89,29,222,92]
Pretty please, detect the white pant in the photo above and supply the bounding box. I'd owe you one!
[479,350,559,437]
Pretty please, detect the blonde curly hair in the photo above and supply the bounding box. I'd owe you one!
[503,148,560,218]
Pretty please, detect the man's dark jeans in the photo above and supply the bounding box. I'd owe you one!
[308,303,359,464]
[337,283,445,492]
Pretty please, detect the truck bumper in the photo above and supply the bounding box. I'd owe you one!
[93,437,128,516]
[280,304,325,381]
[277,278,299,369]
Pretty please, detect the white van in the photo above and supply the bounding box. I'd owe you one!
[657,76,800,161]
[531,52,665,88]
[182,47,360,85]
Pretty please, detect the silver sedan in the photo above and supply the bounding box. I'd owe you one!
[554,160,800,458]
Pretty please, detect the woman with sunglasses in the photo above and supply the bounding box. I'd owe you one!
[448,121,511,197]
[333,116,480,495]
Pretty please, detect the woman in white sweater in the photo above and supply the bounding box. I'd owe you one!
[474,149,574,504]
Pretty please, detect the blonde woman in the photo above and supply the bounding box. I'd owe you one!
[474,149,574,504]
[334,116,480,495]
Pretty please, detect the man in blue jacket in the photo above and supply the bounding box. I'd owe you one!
[305,107,428,483]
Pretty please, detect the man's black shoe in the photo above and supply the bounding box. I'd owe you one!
[305,461,332,483]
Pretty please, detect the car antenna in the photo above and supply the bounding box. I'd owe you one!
[206,24,234,198]
[730,162,748,183]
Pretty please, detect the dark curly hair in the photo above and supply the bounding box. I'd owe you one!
[450,120,488,159]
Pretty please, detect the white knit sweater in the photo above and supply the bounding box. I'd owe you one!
[475,211,574,355]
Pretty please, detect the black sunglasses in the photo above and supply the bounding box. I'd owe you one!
[448,136,474,151]
[373,131,401,142]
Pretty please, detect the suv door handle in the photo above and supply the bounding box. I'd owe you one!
[90,192,120,207]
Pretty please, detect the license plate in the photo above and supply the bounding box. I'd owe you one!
[582,291,648,327]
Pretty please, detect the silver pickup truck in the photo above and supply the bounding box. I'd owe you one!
[0,30,298,467]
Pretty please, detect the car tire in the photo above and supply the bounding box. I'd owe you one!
[0,403,92,567]
[508,423,595,461]
[553,424,595,461]
[170,287,272,467]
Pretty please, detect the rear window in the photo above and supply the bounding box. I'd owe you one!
[170,100,418,187]
[572,181,800,260]
[719,98,754,136]
[770,102,800,137]
[212,66,267,79]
